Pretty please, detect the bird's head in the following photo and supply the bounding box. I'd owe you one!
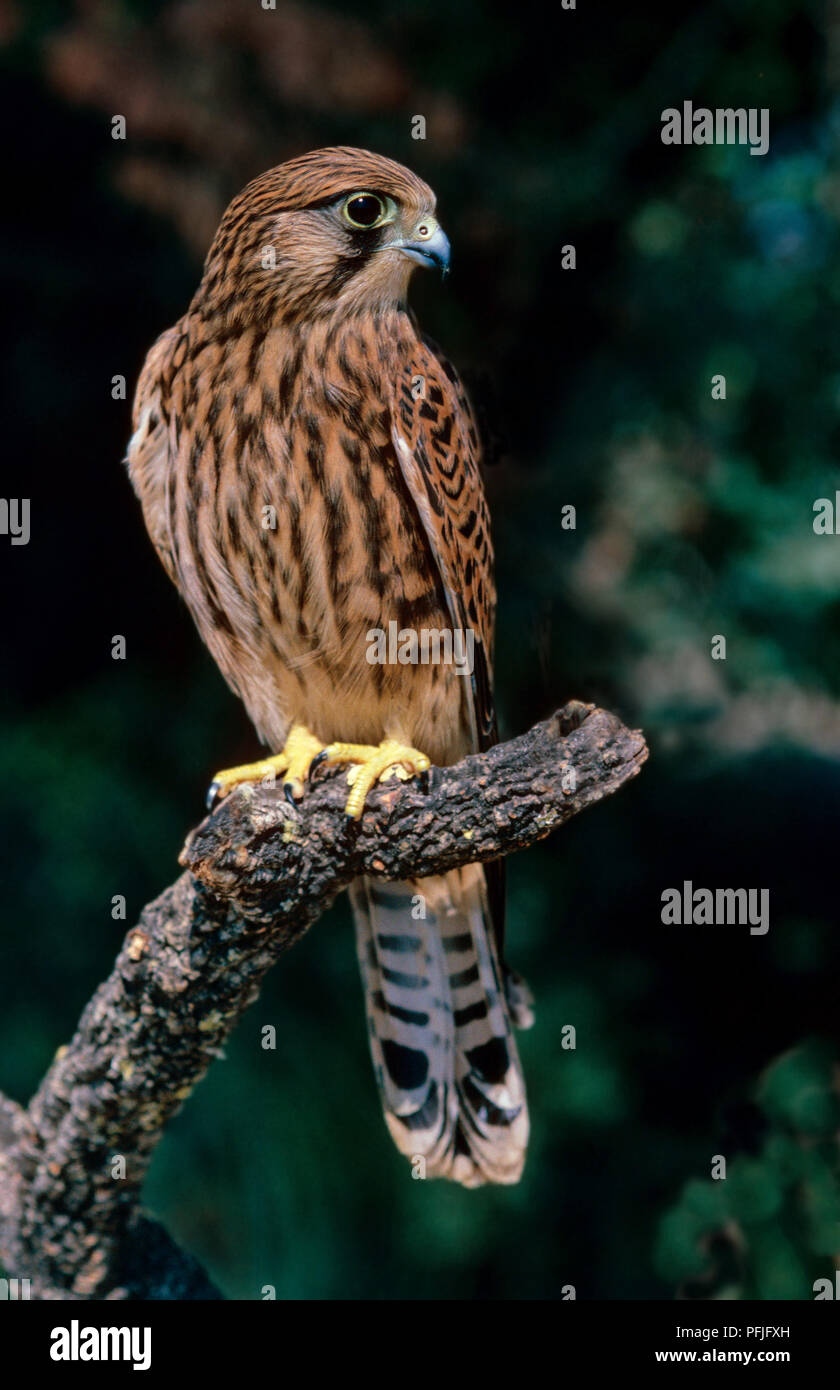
[195,147,450,327]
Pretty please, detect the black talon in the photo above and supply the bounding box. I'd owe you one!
[309,750,329,782]
[206,781,222,810]
[284,782,299,807]
[418,768,431,794]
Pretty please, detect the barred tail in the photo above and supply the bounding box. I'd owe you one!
[349,865,530,1187]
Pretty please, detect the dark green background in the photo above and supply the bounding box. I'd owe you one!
[1,0,838,1298]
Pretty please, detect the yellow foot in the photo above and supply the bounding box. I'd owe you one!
[314,739,432,821]
[207,725,324,809]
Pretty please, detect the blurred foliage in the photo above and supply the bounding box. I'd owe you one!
[1,0,839,1299]
[657,1042,840,1299]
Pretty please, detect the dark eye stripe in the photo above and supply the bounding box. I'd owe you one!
[323,240,381,296]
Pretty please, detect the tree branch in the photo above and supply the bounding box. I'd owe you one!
[0,701,646,1299]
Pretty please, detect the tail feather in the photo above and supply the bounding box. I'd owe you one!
[350,865,529,1186]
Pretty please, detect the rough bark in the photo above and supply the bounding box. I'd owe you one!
[0,701,647,1300]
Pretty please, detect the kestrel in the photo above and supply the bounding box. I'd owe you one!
[127,147,532,1186]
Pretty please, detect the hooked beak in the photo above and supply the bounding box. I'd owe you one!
[391,217,451,276]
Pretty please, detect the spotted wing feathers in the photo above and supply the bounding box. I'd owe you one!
[390,335,497,752]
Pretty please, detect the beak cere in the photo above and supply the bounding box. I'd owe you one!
[392,217,451,275]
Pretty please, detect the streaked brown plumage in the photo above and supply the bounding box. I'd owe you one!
[127,147,531,1185]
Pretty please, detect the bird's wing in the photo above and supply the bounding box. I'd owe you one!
[125,325,182,586]
[389,332,497,754]
[389,332,509,965]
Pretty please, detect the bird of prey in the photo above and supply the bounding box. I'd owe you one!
[127,147,533,1186]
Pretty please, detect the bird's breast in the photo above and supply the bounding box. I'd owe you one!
[170,322,468,763]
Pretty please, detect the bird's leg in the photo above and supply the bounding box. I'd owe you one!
[207,724,324,808]
[313,739,432,821]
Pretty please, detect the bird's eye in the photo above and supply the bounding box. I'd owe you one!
[342,193,387,229]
